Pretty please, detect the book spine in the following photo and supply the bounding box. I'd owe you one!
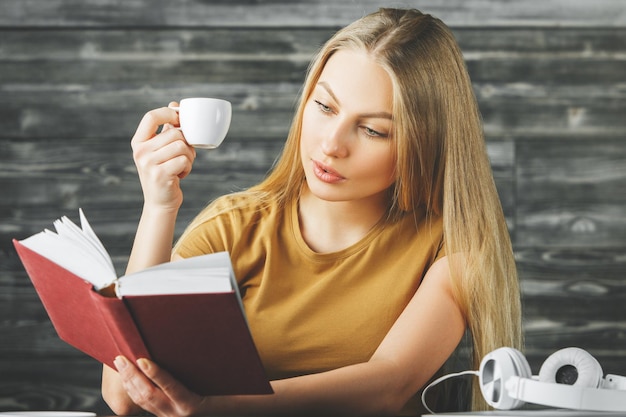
[90,291,151,367]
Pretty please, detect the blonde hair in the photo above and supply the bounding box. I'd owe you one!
[177,8,522,410]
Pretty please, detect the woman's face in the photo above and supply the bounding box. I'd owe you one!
[300,49,396,208]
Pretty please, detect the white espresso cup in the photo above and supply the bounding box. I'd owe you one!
[170,97,232,149]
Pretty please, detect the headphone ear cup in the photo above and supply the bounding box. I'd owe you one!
[479,347,531,410]
[538,347,603,388]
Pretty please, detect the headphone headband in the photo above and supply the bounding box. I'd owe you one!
[506,375,626,412]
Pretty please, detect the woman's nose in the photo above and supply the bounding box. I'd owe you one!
[321,120,350,158]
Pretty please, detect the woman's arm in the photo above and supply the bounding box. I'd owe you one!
[125,104,196,273]
[113,256,466,416]
[102,104,196,415]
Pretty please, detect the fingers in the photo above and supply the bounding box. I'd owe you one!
[137,358,201,412]
[114,356,165,413]
[132,106,179,146]
[131,103,193,170]
[161,102,180,133]
[114,356,202,417]
[130,104,196,209]
[134,131,196,179]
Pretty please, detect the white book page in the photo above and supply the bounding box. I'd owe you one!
[19,210,117,290]
[116,253,234,296]
[79,208,115,271]
[53,215,115,277]
[20,229,116,290]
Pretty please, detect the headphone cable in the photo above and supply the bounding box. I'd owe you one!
[421,370,479,414]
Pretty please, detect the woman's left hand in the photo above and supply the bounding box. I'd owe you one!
[114,356,207,417]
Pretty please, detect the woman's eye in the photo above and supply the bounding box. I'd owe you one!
[315,100,332,114]
[363,127,387,138]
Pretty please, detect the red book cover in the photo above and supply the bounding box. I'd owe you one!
[13,239,273,396]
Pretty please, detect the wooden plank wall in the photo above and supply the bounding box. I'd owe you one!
[1,0,625,413]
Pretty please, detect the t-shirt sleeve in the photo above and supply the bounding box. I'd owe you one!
[173,198,239,259]
[173,221,223,259]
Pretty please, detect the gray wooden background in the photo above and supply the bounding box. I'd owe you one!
[1,0,625,414]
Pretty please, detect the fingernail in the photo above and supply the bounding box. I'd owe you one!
[114,356,127,370]
[137,358,150,372]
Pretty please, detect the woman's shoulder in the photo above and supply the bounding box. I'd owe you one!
[387,209,444,258]
[174,191,281,257]
[394,209,443,236]
[192,191,285,234]
[207,190,278,219]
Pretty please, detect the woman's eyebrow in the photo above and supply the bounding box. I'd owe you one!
[317,81,341,105]
[317,81,393,120]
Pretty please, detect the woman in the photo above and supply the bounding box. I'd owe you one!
[102,7,522,416]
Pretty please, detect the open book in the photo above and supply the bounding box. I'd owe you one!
[13,210,272,396]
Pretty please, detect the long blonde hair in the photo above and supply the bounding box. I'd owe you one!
[177,7,522,410]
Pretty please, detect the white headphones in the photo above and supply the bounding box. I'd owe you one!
[422,347,626,413]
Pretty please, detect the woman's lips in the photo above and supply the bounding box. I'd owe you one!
[312,160,346,183]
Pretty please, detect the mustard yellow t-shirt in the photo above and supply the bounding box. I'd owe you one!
[175,192,444,382]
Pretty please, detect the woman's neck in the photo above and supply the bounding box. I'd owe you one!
[297,186,389,253]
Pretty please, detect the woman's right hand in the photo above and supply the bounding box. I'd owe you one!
[131,103,196,212]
